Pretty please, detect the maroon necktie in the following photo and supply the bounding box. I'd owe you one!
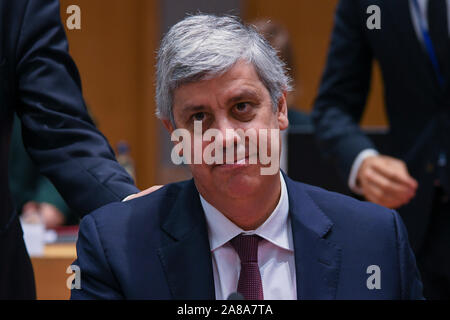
[230,234,264,300]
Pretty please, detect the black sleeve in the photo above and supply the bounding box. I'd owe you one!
[14,0,139,216]
[312,0,377,180]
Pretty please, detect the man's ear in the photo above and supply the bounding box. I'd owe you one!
[162,119,175,134]
[277,91,289,131]
[162,119,185,158]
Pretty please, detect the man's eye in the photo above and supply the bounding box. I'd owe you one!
[192,112,205,121]
[235,102,250,112]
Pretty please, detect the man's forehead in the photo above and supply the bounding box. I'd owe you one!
[173,62,267,108]
[179,87,262,112]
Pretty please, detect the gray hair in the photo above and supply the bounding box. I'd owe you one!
[156,14,292,124]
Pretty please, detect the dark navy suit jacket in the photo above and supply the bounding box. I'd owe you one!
[312,0,450,253]
[0,0,138,298]
[71,175,423,300]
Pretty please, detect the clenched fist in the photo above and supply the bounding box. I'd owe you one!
[357,155,418,209]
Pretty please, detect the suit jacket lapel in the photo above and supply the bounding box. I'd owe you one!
[157,179,215,300]
[157,175,343,300]
[283,174,342,300]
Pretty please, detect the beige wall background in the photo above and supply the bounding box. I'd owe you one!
[244,0,388,127]
[60,0,159,190]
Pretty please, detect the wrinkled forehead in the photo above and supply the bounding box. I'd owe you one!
[171,57,254,90]
[172,61,270,111]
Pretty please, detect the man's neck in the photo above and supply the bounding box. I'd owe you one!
[198,173,282,231]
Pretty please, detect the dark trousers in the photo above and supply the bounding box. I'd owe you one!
[417,187,450,300]
[0,215,36,299]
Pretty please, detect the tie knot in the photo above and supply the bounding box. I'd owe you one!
[230,234,261,263]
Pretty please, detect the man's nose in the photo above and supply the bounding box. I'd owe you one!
[215,118,242,148]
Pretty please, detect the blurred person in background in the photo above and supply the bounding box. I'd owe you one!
[251,19,312,127]
[9,115,78,229]
[0,0,154,299]
[251,19,313,172]
[313,0,450,299]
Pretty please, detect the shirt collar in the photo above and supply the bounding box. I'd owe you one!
[199,172,293,252]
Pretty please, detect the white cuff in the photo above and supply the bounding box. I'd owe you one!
[122,194,135,202]
[348,149,379,194]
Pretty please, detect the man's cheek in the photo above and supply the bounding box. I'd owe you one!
[258,128,280,176]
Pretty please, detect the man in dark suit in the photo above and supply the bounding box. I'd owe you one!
[312,0,450,299]
[0,0,145,299]
[71,14,423,300]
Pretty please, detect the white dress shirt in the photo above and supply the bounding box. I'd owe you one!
[348,0,450,194]
[199,173,297,300]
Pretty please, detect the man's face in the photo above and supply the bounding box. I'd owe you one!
[163,60,288,201]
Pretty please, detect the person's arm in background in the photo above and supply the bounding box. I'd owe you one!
[312,0,417,209]
[312,0,376,181]
[13,0,140,217]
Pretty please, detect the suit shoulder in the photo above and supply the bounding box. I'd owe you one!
[299,182,395,228]
[84,180,190,229]
[293,181,404,268]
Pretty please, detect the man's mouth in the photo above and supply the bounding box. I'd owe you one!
[213,154,257,169]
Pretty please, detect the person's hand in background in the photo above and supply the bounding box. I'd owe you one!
[357,155,418,209]
[21,201,65,229]
[21,185,165,228]
[123,185,164,201]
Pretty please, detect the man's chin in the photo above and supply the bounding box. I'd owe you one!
[213,166,264,198]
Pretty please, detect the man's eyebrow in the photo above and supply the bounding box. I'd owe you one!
[180,104,207,114]
[226,89,261,105]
